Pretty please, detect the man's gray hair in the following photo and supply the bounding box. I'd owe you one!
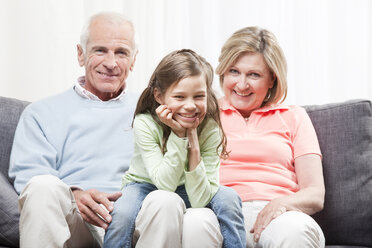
[79,12,137,56]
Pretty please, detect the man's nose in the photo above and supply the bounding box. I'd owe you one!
[103,51,117,70]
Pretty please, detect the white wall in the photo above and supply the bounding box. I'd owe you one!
[1,0,371,105]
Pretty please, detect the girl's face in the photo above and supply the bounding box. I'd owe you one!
[222,52,274,117]
[156,75,207,128]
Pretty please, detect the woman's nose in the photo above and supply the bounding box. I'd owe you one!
[236,76,249,90]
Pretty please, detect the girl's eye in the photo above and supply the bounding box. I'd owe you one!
[195,95,206,99]
[174,95,184,99]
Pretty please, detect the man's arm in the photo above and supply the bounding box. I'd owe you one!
[9,108,60,194]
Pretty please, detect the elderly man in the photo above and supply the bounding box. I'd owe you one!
[9,12,138,247]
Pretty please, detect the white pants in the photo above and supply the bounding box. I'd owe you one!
[133,190,223,248]
[242,201,325,248]
[19,175,222,248]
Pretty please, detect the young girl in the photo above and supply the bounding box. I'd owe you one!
[104,49,246,248]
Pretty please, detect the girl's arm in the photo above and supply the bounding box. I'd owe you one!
[184,118,221,208]
[133,114,189,191]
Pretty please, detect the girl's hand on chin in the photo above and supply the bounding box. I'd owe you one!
[156,105,186,137]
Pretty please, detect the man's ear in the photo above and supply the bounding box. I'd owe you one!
[130,50,138,71]
[77,44,85,67]
[153,88,164,105]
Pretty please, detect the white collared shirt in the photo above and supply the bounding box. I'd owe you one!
[73,76,126,101]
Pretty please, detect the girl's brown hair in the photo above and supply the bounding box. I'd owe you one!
[134,49,227,158]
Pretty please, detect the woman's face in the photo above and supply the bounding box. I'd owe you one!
[222,52,274,117]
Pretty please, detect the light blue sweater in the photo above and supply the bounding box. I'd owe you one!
[9,88,138,194]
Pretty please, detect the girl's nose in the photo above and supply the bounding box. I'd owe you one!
[184,100,196,110]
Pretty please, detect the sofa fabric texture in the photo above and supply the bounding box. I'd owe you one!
[305,100,372,247]
[0,96,29,247]
[0,96,371,248]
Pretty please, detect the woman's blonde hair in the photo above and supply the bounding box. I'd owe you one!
[216,26,288,105]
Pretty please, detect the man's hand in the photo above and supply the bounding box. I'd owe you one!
[72,189,122,230]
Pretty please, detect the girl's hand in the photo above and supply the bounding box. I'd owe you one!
[156,105,186,137]
[250,199,288,243]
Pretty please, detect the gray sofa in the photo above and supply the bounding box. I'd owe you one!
[0,95,371,248]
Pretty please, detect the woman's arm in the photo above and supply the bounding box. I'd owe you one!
[251,153,325,241]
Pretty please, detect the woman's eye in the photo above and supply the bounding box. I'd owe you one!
[250,73,260,78]
[229,69,239,74]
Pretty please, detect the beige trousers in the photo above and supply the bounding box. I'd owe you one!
[19,176,222,248]
[19,175,103,248]
[133,190,223,248]
[242,201,325,248]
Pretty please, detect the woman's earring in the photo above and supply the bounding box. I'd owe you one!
[264,89,271,102]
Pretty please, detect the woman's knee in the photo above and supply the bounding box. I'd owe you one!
[260,211,325,248]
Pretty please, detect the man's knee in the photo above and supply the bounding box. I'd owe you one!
[19,175,70,208]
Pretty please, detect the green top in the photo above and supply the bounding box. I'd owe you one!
[122,113,221,208]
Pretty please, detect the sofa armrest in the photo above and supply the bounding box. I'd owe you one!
[0,173,19,247]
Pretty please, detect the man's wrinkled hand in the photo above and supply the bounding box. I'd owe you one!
[72,189,122,230]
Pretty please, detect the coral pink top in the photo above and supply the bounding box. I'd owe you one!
[219,98,321,202]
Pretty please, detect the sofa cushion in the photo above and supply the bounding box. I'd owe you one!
[0,96,29,179]
[304,99,372,246]
[0,96,29,247]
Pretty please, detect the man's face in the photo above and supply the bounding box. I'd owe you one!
[77,17,136,101]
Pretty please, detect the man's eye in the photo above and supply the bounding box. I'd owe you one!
[118,51,129,56]
[95,49,104,54]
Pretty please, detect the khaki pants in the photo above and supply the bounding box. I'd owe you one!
[19,175,103,248]
[19,175,222,248]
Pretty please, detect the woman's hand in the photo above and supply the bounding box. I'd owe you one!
[156,105,186,137]
[250,199,288,242]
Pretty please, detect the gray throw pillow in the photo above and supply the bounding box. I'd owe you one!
[304,99,372,246]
